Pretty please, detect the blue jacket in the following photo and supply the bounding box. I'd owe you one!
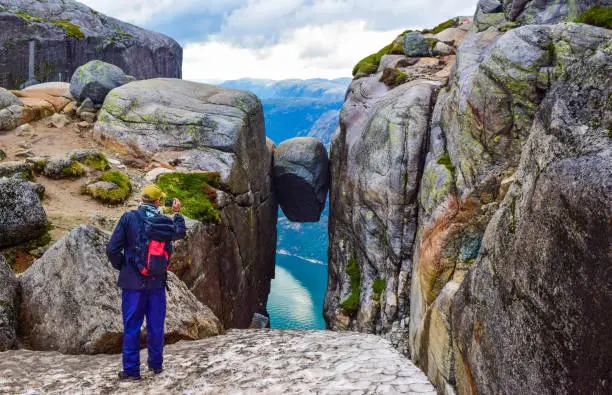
[106,205,187,290]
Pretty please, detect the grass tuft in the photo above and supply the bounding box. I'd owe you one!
[431,18,458,34]
[341,257,361,314]
[156,172,221,223]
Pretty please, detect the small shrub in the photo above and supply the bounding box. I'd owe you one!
[575,5,612,29]
[86,170,132,204]
[156,172,221,223]
[372,278,387,302]
[341,257,361,314]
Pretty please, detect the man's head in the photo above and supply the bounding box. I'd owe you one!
[141,185,166,207]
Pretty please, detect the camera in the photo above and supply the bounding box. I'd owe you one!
[164,198,174,207]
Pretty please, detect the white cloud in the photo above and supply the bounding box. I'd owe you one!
[183,21,405,82]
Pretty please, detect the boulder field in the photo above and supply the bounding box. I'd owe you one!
[325,3,612,394]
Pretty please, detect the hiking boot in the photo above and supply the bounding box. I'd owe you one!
[118,371,141,381]
[149,366,163,375]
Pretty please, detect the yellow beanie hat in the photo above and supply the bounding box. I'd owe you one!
[141,185,166,202]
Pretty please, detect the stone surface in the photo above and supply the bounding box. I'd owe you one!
[19,225,223,354]
[452,41,612,395]
[273,137,329,222]
[0,88,22,131]
[0,176,47,248]
[403,32,431,57]
[144,167,174,183]
[0,0,182,90]
[23,82,73,99]
[0,160,32,178]
[96,79,278,329]
[433,42,456,56]
[0,329,436,394]
[47,113,70,128]
[473,0,611,30]
[70,60,128,104]
[0,254,18,351]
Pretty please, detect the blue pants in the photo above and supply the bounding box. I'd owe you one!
[122,288,166,376]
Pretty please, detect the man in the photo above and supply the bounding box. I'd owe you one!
[106,184,186,380]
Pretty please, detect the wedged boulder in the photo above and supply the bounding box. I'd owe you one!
[0,254,18,351]
[95,79,278,328]
[0,0,182,91]
[273,137,329,222]
[19,225,223,355]
[0,176,47,248]
[0,88,23,131]
[452,44,612,395]
[70,60,128,104]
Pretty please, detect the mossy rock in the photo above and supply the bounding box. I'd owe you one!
[0,149,6,161]
[156,172,221,223]
[69,150,110,171]
[380,68,410,88]
[43,158,85,179]
[575,5,612,29]
[83,170,132,204]
[341,256,361,315]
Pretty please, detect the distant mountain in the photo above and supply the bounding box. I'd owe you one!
[219,78,350,146]
[220,78,351,101]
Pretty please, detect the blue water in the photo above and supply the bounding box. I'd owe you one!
[267,253,328,330]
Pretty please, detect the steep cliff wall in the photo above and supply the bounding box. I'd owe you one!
[0,0,182,89]
[327,4,611,394]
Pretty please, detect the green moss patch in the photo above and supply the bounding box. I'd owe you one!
[437,153,456,176]
[71,152,110,171]
[352,43,393,77]
[371,278,387,302]
[84,170,132,204]
[381,68,410,88]
[575,5,612,29]
[62,161,86,177]
[341,257,361,315]
[430,18,458,34]
[157,172,221,223]
[12,11,84,38]
[2,231,51,273]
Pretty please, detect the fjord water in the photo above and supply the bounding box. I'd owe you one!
[222,78,347,330]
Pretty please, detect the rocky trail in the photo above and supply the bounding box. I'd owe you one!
[0,330,436,394]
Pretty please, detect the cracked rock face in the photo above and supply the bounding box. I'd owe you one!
[0,0,182,90]
[0,176,47,248]
[0,254,18,351]
[273,137,329,222]
[96,79,278,328]
[325,75,440,333]
[19,225,223,354]
[451,43,612,395]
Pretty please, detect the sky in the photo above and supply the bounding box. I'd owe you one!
[79,0,479,83]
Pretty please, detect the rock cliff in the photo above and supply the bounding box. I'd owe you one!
[0,0,181,90]
[327,4,611,394]
[94,79,277,328]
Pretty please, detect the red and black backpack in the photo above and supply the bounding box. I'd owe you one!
[132,210,175,277]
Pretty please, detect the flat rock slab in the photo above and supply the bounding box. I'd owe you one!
[0,329,436,394]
